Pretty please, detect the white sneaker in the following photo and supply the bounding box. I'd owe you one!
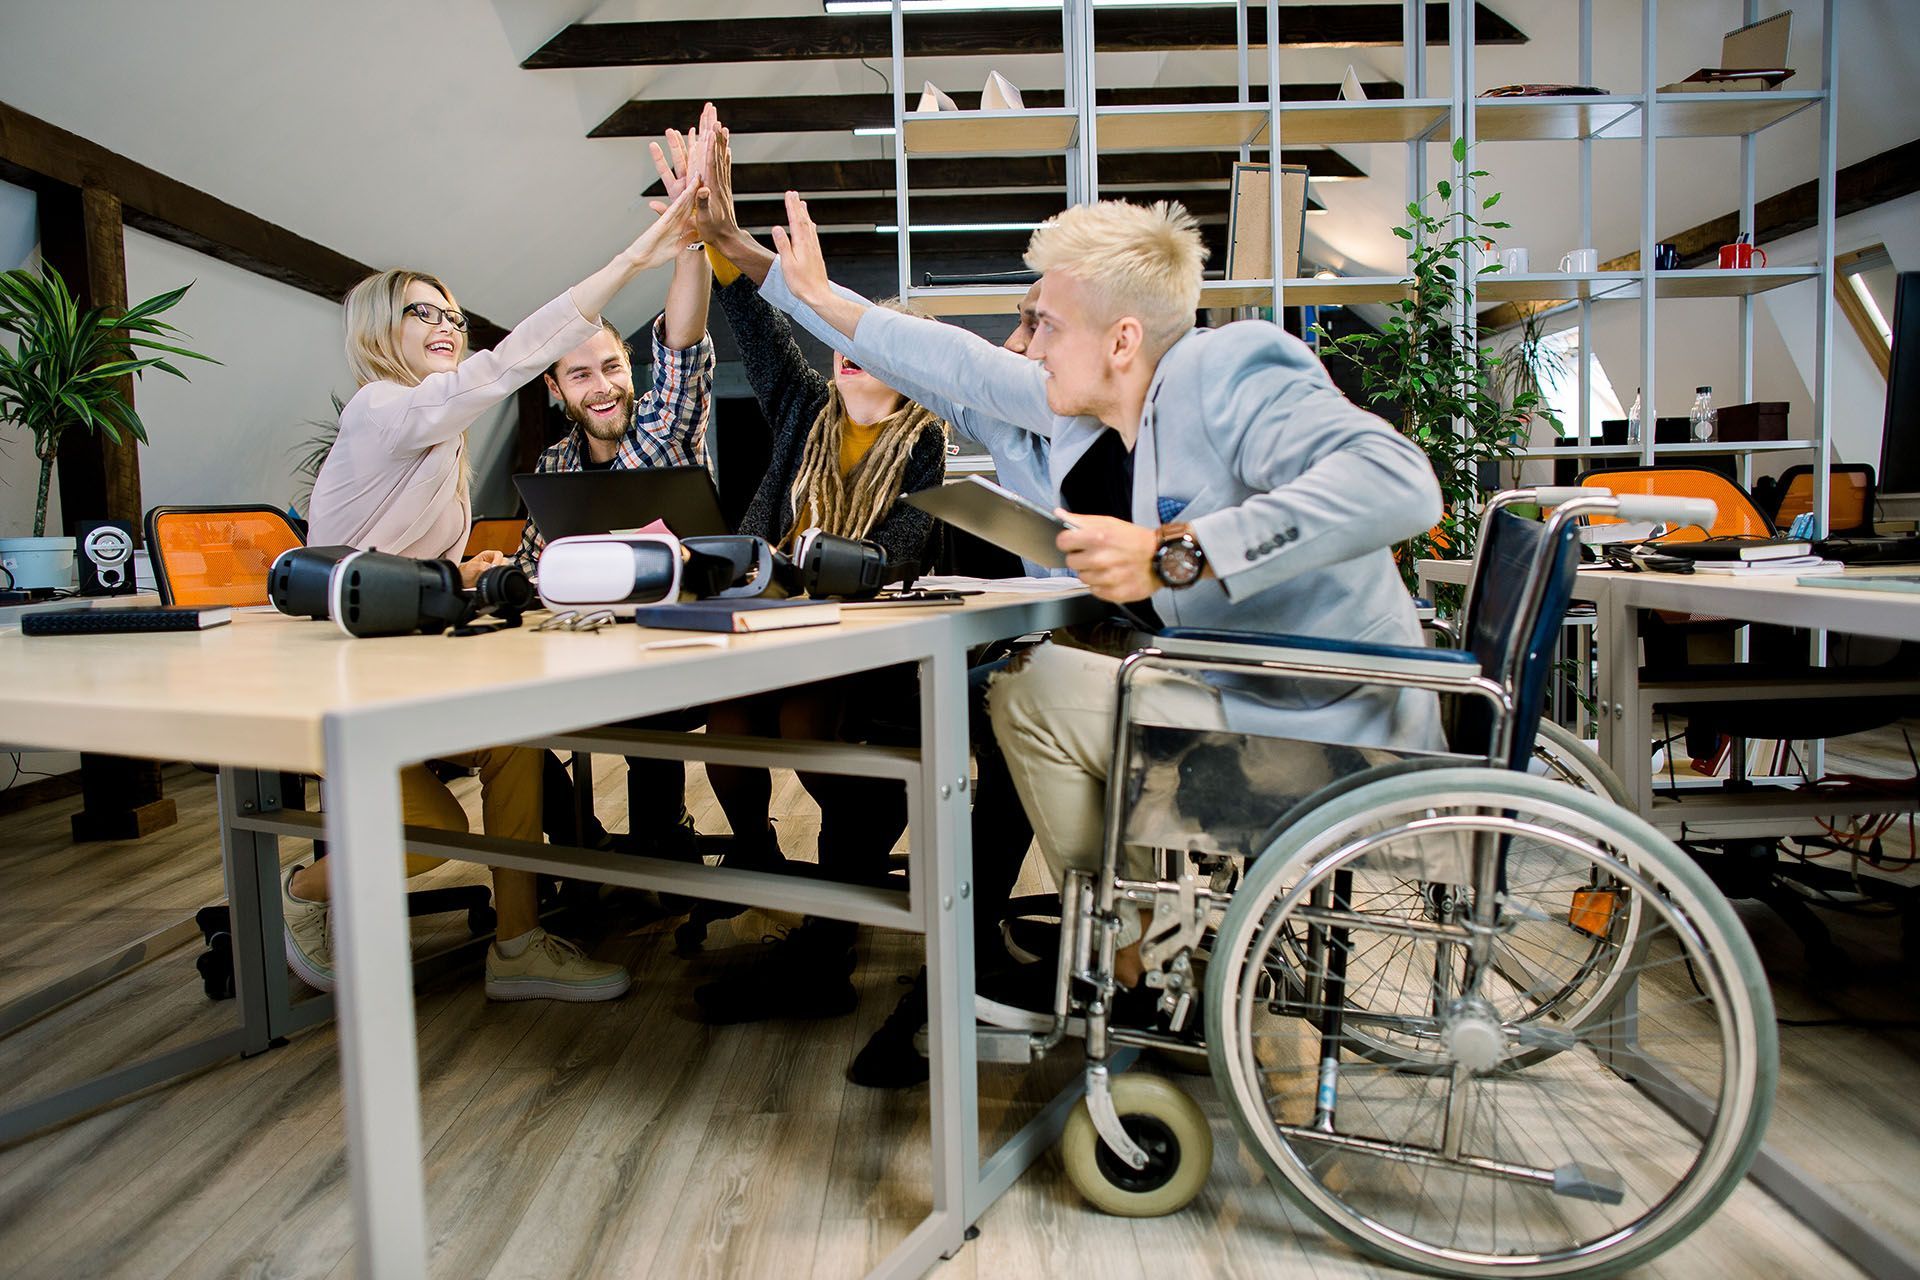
[485,928,631,1003]
[282,867,335,993]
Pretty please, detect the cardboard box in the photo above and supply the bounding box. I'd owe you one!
[1717,401,1791,441]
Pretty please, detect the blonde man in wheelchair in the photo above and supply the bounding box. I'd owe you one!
[773,193,1775,1278]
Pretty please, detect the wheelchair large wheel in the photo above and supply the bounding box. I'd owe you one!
[1529,719,1631,807]
[1252,754,1646,1074]
[1207,768,1775,1278]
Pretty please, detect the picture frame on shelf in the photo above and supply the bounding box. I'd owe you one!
[1225,162,1308,282]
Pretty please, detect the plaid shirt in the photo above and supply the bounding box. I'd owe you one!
[516,315,714,568]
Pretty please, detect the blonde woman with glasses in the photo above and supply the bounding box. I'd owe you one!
[290,180,704,1003]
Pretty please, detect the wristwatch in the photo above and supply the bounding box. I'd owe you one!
[1152,524,1207,589]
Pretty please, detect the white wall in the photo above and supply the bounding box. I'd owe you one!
[0,185,527,536]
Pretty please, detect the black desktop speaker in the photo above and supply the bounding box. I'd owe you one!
[76,520,139,596]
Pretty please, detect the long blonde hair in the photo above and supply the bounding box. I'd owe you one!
[788,384,944,543]
[342,269,471,497]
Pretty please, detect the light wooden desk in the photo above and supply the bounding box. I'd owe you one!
[1417,557,1920,1280]
[0,589,1097,1280]
[1416,560,1920,832]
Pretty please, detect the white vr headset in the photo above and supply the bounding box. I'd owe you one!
[536,533,784,616]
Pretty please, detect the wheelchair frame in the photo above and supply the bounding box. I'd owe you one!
[980,488,1772,1277]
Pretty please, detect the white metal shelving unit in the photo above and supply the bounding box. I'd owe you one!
[883,0,1839,521]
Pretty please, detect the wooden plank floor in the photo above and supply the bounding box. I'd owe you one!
[0,724,1914,1279]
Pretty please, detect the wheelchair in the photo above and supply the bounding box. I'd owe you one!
[982,488,1777,1278]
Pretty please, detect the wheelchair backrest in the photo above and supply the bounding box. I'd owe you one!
[1454,506,1582,770]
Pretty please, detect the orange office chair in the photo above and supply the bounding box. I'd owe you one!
[1765,463,1876,535]
[1576,466,1775,541]
[142,504,496,996]
[463,515,527,560]
[144,505,305,606]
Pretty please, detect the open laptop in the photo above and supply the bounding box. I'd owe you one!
[513,466,730,542]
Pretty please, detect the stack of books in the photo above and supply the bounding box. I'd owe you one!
[1650,538,1838,575]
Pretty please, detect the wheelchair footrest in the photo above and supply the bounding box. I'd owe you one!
[977,1026,1037,1064]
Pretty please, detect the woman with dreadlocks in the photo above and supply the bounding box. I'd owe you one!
[687,240,948,1025]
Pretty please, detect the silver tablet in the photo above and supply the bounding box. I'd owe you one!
[904,476,1073,568]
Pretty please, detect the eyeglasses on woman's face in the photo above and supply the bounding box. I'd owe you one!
[402,301,468,333]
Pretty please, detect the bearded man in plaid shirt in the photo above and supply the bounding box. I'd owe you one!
[521,241,717,861]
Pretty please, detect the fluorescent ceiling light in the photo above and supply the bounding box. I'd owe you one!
[853,126,897,136]
[826,0,1235,11]
[877,222,1043,233]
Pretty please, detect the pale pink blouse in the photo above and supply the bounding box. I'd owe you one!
[307,292,600,560]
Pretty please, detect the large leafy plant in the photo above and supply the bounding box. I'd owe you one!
[0,264,215,536]
[291,393,345,510]
[1319,138,1554,585]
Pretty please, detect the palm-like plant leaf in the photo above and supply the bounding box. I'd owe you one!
[0,263,214,535]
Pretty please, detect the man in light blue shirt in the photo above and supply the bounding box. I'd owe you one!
[767,190,1444,998]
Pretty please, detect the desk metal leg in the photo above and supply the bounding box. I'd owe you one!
[324,723,429,1279]
[916,646,976,1263]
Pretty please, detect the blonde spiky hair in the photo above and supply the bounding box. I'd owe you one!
[1023,200,1207,347]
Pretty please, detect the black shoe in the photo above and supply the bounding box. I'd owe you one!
[1001,916,1061,968]
[849,969,930,1089]
[975,960,1058,1032]
[692,921,857,1025]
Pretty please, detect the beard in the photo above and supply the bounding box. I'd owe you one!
[564,386,635,443]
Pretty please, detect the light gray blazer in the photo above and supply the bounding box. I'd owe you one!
[760,262,1064,577]
[842,291,1446,752]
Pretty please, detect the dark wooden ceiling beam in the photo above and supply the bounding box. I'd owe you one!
[0,100,511,348]
[594,81,1402,138]
[526,5,1524,69]
[735,188,1239,230]
[644,149,1358,199]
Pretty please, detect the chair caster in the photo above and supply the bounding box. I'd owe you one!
[194,905,235,1001]
[1060,1074,1212,1217]
[468,904,497,938]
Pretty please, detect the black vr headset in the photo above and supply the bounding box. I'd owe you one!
[268,546,537,638]
[271,528,921,636]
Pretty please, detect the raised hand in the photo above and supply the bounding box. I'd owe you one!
[694,125,741,245]
[623,180,702,272]
[770,190,830,304]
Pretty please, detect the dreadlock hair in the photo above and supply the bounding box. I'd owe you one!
[786,386,945,544]
[785,300,946,543]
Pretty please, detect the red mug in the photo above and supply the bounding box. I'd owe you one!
[1718,242,1767,269]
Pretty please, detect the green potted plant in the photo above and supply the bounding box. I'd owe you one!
[1490,306,1570,488]
[290,393,345,512]
[0,263,214,588]
[1318,139,1548,588]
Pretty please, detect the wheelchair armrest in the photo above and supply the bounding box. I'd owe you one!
[1152,627,1484,684]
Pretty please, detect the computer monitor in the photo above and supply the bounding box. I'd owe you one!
[1879,271,1920,497]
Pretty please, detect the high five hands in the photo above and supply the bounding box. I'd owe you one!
[647,101,739,244]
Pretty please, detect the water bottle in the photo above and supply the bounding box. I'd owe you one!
[1689,385,1716,443]
[1626,389,1641,444]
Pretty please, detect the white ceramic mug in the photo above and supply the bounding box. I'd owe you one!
[1560,247,1598,273]
[1500,247,1529,273]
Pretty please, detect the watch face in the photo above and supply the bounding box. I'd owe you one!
[1156,537,1202,586]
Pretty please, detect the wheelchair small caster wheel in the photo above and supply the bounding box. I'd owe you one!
[468,905,496,937]
[1060,1074,1212,1217]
